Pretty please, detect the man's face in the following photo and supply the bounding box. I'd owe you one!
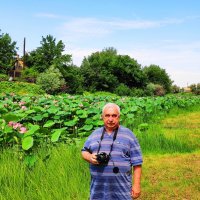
[102,106,120,130]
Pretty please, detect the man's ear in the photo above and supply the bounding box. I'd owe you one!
[100,114,103,119]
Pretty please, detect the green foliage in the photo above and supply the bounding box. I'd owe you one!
[0,93,199,154]
[80,47,147,93]
[145,83,166,96]
[171,84,181,93]
[19,67,39,83]
[143,64,173,93]
[26,35,72,72]
[58,64,84,94]
[114,83,131,96]
[130,88,145,97]
[0,30,17,74]
[189,83,200,95]
[0,74,9,81]
[0,81,45,95]
[36,66,66,94]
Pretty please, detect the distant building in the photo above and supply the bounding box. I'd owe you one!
[183,87,191,93]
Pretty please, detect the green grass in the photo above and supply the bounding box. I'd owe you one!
[0,144,90,200]
[131,105,200,154]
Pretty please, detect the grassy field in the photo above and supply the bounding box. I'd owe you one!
[139,109,200,200]
[0,107,199,200]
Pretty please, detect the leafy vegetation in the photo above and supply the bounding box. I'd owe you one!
[0,81,45,95]
[0,30,17,74]
[0,30,177,95]
[0,93,199,155]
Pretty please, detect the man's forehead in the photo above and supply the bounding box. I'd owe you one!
[104,107,118,114]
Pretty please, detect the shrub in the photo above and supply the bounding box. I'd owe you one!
[154,84,165,96]
[19,68,39,83]
[0,74,9,81]
[0,81,45,95]
[130,88,145,97]
[145,83,165,96]
[114,83,131,96]
[36,66,66,94]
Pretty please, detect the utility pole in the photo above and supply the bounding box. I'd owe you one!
[23,37,26,67]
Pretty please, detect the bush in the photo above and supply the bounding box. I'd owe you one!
[130,88,145,97]
[0,81,45,95]
[154,84,165,96]
[114,83,131,96]
[145,83,165,96]
[0,74,9,81]
[19,68,39,83]
[36,66,66,94]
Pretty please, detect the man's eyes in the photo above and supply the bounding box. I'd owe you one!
[104,114,118,118]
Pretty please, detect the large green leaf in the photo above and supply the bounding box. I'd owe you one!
[26,124,40,136]
[2,113,25,122]
[81,124,93,131]
[43,120,55,128]
[22,136,33,150]
[64,119,77,127]
[51,129,63,142]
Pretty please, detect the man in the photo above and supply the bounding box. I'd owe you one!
[81,103,143,200]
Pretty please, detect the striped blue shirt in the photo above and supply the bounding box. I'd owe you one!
[82,126,143,200]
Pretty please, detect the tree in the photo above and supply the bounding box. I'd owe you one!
[113,55,147,88]
[26,35,72,72]
[143,64,173,93]
[58,64,84,94]
[0,30,17,74]
[80,48,119,92]
[80,47,147,93]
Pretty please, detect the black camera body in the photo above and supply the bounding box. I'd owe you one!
[96,152,110,165]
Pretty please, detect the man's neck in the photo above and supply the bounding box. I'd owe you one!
[105,126,119,134]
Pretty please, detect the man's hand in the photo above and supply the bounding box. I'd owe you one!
[90,154,99,165]
[131,185,141,199]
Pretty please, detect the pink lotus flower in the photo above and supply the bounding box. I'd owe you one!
[21,106,27,110]
[13,123,22,130]
[19,101,26,106]
[19,127,27,134]
[8,121,14,127]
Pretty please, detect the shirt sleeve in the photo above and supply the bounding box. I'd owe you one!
[130,133,143,166]
[81,137,92,153]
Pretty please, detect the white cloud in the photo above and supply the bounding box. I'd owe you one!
[35,13,60,19]
[58,17,186,41]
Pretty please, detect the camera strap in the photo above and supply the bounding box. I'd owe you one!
[97,127,119,156]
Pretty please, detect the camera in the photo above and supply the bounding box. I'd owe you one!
[96,152,110,165]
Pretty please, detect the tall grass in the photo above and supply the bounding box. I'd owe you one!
[125,105,200,154]
[0,144,90,200]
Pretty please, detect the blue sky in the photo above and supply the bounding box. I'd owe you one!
[1,0,200,87]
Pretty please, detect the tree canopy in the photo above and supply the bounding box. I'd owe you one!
[0,30,17,73]
[26,35,72,72]
[143,64,173,93]
[80,47,147,93]
[0,29,177,96]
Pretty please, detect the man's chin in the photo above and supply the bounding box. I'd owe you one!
[107,124,117,129]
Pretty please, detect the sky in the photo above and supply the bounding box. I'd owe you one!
[0,0,200,87]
